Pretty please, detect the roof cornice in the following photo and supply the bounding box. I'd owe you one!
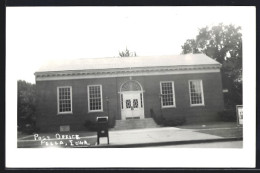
[35,64,221,81]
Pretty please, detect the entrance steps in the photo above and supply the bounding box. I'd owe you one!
[112,118,160,131]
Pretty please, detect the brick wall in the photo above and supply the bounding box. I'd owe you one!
[36,78,119,132]
[141,73,224,123]
[36,72,224,132]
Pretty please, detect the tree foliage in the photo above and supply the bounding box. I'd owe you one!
[18,80,36,132]
[119,47,137,57]
[181,23,242,108]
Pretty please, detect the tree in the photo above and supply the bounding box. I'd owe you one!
[119,47,137,57]
[181,39,200,54]
[181,23,242,108]
[17,80,36,132]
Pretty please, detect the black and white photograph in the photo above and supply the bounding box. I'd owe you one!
[6,6,255,168]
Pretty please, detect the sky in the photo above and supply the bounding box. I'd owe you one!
[7,7,247,83]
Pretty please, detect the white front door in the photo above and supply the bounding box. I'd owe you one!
[121,92,144,120]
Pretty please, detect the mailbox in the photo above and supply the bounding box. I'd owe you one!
[96,116,109,145]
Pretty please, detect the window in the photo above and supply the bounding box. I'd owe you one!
[189,80,204,106]
[121,94,124,109]
[140,93,143,108]
[57,86,72,114]
[160,81,176,108]
[126,100,131,109]
[88,85,103,112]
[133,99,138,108]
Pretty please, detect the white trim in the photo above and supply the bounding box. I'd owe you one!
[57,86,73,114]
[120,91,145,120]
[120,80,145,120]
[119,80,143,92]
[35,66,221,81]
[87,84,103,113]
[188,80,205,106]
[160,81,176,108]
[119,91,144,110]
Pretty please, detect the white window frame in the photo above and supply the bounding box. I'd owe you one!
[188,80,205,106]
[87,84,103,112]
[57,86,73,114]
[160,81,176,108]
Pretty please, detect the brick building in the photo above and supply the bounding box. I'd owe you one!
[34,54,224,132]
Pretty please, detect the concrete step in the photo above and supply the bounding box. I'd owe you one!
[112,118,160,130]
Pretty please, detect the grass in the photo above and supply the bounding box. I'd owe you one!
[177,121,239,130]
[196,128,243,138]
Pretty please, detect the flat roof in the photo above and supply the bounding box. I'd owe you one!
[37,53,221,72]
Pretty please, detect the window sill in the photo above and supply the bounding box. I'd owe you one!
[190,104,205,107]
[88,110,104,113]
[57,112,73,115]
[161,106,176,109]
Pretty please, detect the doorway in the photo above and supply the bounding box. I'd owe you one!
[120,80,144,120]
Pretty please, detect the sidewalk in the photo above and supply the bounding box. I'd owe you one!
[91,124,242,148]
[18,122,243,148]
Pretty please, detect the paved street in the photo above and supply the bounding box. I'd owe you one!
[144,141,243,148]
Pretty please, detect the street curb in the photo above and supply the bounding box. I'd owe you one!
[75,137,243,148]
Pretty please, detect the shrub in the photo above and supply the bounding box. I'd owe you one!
[17,116,38,134]
[18,80,36,133]
[150,109,186,126]
[84,120,98,131]
[108,114,116,128]
[218,109,237,122]
[19,123,37,134]
[150,109,163,125]
[162,116,186,126]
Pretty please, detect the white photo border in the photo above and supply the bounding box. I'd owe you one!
[6,6,256,168]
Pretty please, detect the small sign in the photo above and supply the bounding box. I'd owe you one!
[236,105,243,125]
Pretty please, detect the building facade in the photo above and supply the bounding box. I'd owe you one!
[35,54,224,132]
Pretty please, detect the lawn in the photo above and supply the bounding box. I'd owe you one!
[196,127,243,138]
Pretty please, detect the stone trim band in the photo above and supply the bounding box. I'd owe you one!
[35,65,221,81]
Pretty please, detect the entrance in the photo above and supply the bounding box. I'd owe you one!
[120,80,144,120]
